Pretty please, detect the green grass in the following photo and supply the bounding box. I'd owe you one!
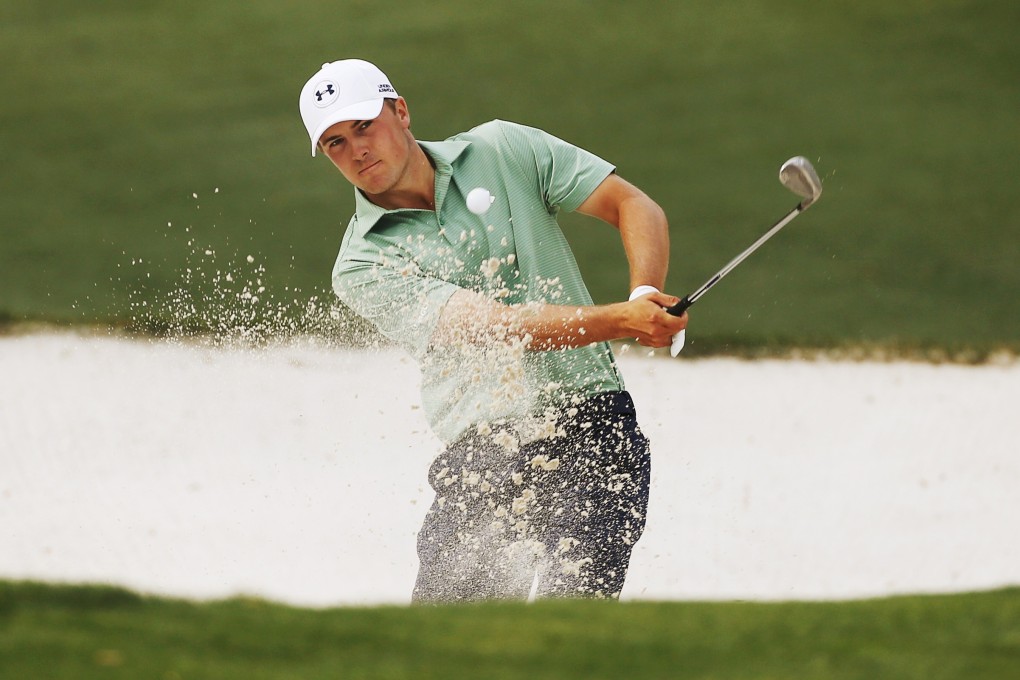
[2,1,1018,355]
[2,581,1019,679]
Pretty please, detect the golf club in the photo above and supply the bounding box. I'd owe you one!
[666,156,823,319]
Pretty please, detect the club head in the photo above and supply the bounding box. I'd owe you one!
[779,156,823,209]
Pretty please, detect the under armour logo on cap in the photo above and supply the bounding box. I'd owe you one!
[312,80,339,108]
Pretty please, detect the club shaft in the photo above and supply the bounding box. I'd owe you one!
[667,202,805,317]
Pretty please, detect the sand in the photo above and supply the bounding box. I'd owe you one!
[1,333,1018,606]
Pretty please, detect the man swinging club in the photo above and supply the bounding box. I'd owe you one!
[299,59,688,601]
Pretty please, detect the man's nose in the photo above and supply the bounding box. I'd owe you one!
[351,136,371,158]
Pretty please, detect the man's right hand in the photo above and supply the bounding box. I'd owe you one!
[623,291,688,348]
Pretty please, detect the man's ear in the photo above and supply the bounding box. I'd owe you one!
[394,97,411,129]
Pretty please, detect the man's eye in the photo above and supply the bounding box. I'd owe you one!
[360,121,372,130]
[329,138,344,148]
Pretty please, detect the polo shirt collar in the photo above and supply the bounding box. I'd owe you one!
[352,139,471,237]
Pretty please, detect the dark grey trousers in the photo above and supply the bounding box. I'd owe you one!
[412,391,651,602]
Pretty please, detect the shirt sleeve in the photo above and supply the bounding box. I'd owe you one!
[495,120,616,213]
[332,238,460,361]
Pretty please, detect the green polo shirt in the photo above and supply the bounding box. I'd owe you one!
[332,119,625,444]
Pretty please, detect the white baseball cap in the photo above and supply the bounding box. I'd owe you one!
[299,59,399,157]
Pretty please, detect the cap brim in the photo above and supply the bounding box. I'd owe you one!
[309,99,386,157]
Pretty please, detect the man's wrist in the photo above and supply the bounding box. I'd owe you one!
[628,285,660,301]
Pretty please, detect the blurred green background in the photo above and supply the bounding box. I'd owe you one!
[2,0,1018,354]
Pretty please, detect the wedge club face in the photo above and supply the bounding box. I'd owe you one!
[779,156,823,208]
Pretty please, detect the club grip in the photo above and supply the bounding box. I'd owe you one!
[666,295,692,317]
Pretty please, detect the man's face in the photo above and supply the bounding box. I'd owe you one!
[318,98,414,198]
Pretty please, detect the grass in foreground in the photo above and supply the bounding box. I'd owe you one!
[2,581,1019,679]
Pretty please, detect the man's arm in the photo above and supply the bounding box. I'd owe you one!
[432,288,687,351]
[432,174,687,352]
[575,173,670,293]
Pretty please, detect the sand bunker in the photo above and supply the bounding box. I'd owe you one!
[1,333,1017,606]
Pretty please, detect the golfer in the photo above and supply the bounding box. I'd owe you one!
[299,59,687,601]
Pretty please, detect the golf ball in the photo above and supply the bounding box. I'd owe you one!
[466,187,494,215]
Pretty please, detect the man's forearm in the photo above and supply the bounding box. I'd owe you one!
[433,289,686,351]
[617,193,670,292]
[503,300,637,350]
[576,174,672,294]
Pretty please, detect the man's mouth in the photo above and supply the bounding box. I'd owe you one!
[359,160,382,175]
